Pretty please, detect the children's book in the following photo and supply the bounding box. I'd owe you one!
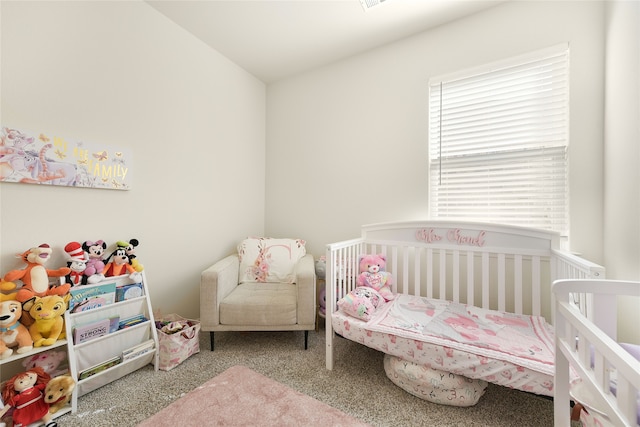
[122,339,155,362]
[118,314,148,329]
[78,356,121,380]
[116,282,144,301]
[69,282,116,312]
[73,318,110,344]
[73,315,120,344]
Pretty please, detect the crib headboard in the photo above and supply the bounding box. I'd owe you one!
[325,221,605,370]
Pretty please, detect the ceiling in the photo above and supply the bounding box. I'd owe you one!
[145,0,506,84]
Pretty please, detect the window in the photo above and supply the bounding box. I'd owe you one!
[428,44,569,236]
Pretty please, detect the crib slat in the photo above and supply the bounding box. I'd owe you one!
[414,248,421,297]
[426,248,433,299]
[390,245,397,292]
[532,255,541,315]
[482,252,489,309]
[439,248,446,300]
[514,255,523,314]
[401,246,409,295]
[467,251,474,306]
[618,379,636,426]
[453,250,460,303]
[498,253,506,312]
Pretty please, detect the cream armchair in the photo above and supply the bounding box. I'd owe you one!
[200,239,316,351]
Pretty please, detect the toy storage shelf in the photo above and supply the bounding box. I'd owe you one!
[0,340,74,424]
[64,271,159,410]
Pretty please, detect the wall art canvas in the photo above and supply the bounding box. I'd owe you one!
[0,125,132,190]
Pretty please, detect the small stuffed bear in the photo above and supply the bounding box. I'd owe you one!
[357,254,394,301]
[44,375,75,414]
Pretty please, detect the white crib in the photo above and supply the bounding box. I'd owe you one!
[554,279,640,426]
[325,221,605,395]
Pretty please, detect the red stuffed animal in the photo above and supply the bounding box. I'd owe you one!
[0,366,56,427]
[3,244,71,303]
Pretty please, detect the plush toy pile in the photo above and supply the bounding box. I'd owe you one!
[0,366,75,427]
[335,253,396,322]
[0,239,140,426]
[0,239,144,352]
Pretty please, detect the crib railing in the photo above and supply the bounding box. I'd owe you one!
[325,222,605,370]
[553,279,640,427]
[552,249,606,324]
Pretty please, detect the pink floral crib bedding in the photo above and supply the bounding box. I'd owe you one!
[332,293,559,397]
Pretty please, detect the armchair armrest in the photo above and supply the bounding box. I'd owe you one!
[200,254,239,328]
[295,254,316,325]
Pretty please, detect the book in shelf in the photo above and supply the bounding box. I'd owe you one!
[69,282,117,312]
[116,282,144,301]
[73,316,120,344]
[122,339,155,362]
[118,314,148,330]
[78,355,121,380]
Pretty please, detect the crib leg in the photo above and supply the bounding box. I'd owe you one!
[210,331,215,351]
[304,330,309,350]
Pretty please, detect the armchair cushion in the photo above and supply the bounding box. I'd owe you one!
[237,237,306,284]
[219,282,297,326]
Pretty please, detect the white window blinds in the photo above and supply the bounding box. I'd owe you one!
[428,45,569,236]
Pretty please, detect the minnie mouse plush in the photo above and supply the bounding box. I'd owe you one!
[0,366,57,427]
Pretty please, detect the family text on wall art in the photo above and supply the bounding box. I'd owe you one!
[0,125,132,190]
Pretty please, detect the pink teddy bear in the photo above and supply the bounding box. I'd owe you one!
[356,254,394,301]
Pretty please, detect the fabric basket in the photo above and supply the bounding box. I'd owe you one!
[155,314,200,371]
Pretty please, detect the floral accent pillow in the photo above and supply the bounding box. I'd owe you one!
[337,286,384,321]
[237,237,306,283]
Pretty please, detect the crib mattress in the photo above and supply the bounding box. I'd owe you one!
[332,309,555,397]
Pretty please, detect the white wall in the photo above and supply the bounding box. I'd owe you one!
[0,1,266,319]
[267,0,605,264]
[604,0,640,343]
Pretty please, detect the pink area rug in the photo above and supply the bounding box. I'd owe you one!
[136,365,371,427]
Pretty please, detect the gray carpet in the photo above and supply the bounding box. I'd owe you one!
[56,324,560,426]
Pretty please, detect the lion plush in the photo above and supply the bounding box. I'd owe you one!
[23,294,70,347]
[0,291,34,359]
[44,375,75,414]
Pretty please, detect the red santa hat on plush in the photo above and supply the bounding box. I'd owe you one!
[65,241,85,261]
